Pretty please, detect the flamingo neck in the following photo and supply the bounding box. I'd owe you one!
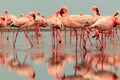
[29,77,34,80]
[62,13,68,17]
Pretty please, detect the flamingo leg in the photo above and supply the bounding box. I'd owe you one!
[23,29,33,48]
[52,28,55,47]
[86,29,93,46]
[75,28,78,67]
[101,32,105,70]
[35,26,41,44]
[56,28,62,43]
[13,28,20,48]
[70,28,72,44]
[64,27,66,44]
[23,53,28,64]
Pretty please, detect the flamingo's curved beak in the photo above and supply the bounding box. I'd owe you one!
[59,8,64,17]
[113,11,119,17]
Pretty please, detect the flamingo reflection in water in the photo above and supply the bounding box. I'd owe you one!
[56,62,90,80]
[46,45,66,77]
[7,53,36,80]
[75,52,120,80]
[30,52,44,64]
[0,51,14,66]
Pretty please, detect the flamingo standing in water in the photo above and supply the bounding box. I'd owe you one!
[34,12,47,36]
[89,11,119,70]
[47,10,63,44]
[11,12,36,48]
[58,6,100,66]
[2,10,18,44]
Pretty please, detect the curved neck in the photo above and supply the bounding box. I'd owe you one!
[92,10,100,18]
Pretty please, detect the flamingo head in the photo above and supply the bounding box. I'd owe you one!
[92,6,100,16]
[29,12,36,20]
[41,14,45,18]
[35,11,40,16]
[20,13,24,17]
[3,10,8,15]
[113,11,119,17]
[59,6,68,17]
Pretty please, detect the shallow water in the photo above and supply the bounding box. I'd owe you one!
[0,30,120,80]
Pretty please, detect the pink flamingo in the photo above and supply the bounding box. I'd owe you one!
[58,6,100,66]
[2,10,18,43]
[34,12,47,36]
[2,10,17,26]
[47,10,63,44]
[11,12,36,48]
[89,11,119,70]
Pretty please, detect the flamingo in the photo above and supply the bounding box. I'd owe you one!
[89,11,119,70]
[58,5,100,65]
[2,10,18,43]
[89,11,119,50]
[2,10,17,26]
[34,12,47,36]
[47,10,63,44]
[11,12,36,48]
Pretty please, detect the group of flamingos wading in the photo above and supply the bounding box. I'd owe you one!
[1,5,120,80]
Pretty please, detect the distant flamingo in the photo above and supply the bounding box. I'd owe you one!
[11,12,36,48]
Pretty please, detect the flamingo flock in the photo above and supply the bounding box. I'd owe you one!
[0,5,120,80]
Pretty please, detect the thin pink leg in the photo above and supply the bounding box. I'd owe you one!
[13,28,20,48]
[64,27,66,44]
[70,28,72,44]
[75,28,78,67]
[56,29,62,43]
[23,29,33,48]
[101,32,105,70]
